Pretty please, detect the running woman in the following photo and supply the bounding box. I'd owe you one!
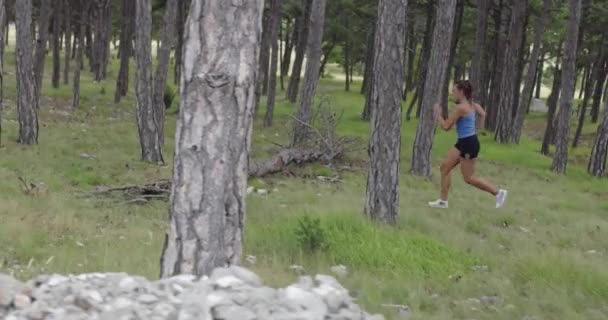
[428,80,507,209]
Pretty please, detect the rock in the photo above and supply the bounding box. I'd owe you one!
[138,294,159,304]
[289,265,306,275]
[13,294,31,309]
[0,274,27,307]
[330,265,348,278]
[257,189,269,195]
[471,265,490,272]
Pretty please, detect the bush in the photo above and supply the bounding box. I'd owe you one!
[294,215,328,253]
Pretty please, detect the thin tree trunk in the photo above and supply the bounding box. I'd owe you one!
[280,18,294,91]
[135,0,163,164]
[552,0,582,174]
[588,88,608,176]
[441,0,464,113]
[365,0,407,224]
[512,0,551,143]
[404,17,417,95]
[173,0,188,85]
[578,64,588,100]
[0,0,5,146]
[414,0,436,119]
[535,50,545,98]
[495,0,528,143]
[411,0,457,177]
[361,17,375,97]
[15,0,38,144]
[573,45,604,148]
[487,0,509,131]
[344,34,351,91]
[51,1,62,88]
[541,64,561,155]
[152,0,177,146]
[405,88,418,120]
[256,7,271,111]
[590,39,607,123]
[115,0,135,103]
[63,0,72,85]
[160,0,263,278]
[292,0,327,146]
[286,0,312,103]
[264,0,284,127]
[73,0,88,109]
[33,0,52,107]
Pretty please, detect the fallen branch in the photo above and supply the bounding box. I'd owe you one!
[248,148,324,177]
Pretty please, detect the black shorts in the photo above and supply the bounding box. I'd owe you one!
[455,135,480,159]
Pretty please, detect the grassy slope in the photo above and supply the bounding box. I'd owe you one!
[0,45,607,320]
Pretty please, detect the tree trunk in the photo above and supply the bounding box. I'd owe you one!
[280,18,294,91]
[85,21,92,66]
[361,17,375,97]
[541,64,561,155]
[578,64,588,100]
[512,0,550,143]
[51,1,62,88]
[33,0,52,107]
[173,0,188,85]
[160,0,263,278]
[552,0,582,174]
[414,0,436,119]
[152,0,177,146]
[487,0,509,131]
[0,0,5,146]
[470,0,490,105]
[590,39,607,123]
[92,0,112,81]
[344,33,351,91]
[411,0,457,177]
[264,0,283,127]
[441,0,464,113]
[63,0,72,85]
[535,50,545,98]
[115,0,135,103]
[256,7,271,112]
[15,0,38,144]
[494,0,528,143]
[73,0,88,109]
[292,0,327,146]
[573,45,604,148]
[588,89,608,176]
[365,0,407,224]
[319,37,335,77]
[404,16,417,95]
[135,0,163,164]
[286,0,312,103]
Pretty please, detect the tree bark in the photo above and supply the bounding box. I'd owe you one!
[411,0,456,177]
[92,0,112,81]
[15,0,38,144]
[286,0,312,103]
[115,0,135,103]
[152,0,178,145]
[361,14,376,121]
[578,64,588,100]
[494,0,528,143]
[470,0,491,105]
[590,39,607,123]
[280,18,294,91]
[292,0,327,146]
[0,0,5,146]
[512,0,550,143]
[365,0,407,224]
[51,1,62,88]
[73,1,87,109]
[414,0,436,119]
[487,0,509,131]
[174,0,189,85]
[535,50,545,99]
[160,0,263,278]
[33,0,52,107]
[256,7,271,112]
[62,0,72,85]
[441,0,464,112]
[135,0,163,164]
[541,64,561,155]
[264,0,284,127]
[588,89,608,176]
[552,0,582,174]
[404,14,417,96]
[573,44,604,148]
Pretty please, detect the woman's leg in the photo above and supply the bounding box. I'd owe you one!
[440,148,461,200]
[460,158,499,196]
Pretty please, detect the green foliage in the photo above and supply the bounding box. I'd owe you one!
[294,215,328,253]
[164,84,177,110]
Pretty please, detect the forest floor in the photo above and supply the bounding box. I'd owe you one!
[0,46,607,320]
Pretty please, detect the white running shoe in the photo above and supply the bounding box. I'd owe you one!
[428,199,448,209]
[496,189,508,208]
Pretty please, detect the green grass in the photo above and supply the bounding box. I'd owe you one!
[1,40,608,320]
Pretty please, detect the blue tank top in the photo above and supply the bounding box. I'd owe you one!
[456,110,476,139]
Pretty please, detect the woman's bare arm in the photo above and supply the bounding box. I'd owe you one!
[473,103,486,129]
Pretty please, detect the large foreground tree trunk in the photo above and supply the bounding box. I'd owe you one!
[33,0,52,107]
[512,0,551,143]
[552,0,582,174]
[15,0,38,144]
[160,0,263,278]
[135,0,163,164]
[115,0,135,103]
[264,0,284,127]
[292,0,327,146]
[470,0,490,105]
[588,90,608,176]
[286,0,311,103]
[411,0,456,177]
[152,0,178,145]
[494,0,528,143]
[365,0,407,224]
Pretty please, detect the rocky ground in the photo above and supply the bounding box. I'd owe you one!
[0,266,383,320]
